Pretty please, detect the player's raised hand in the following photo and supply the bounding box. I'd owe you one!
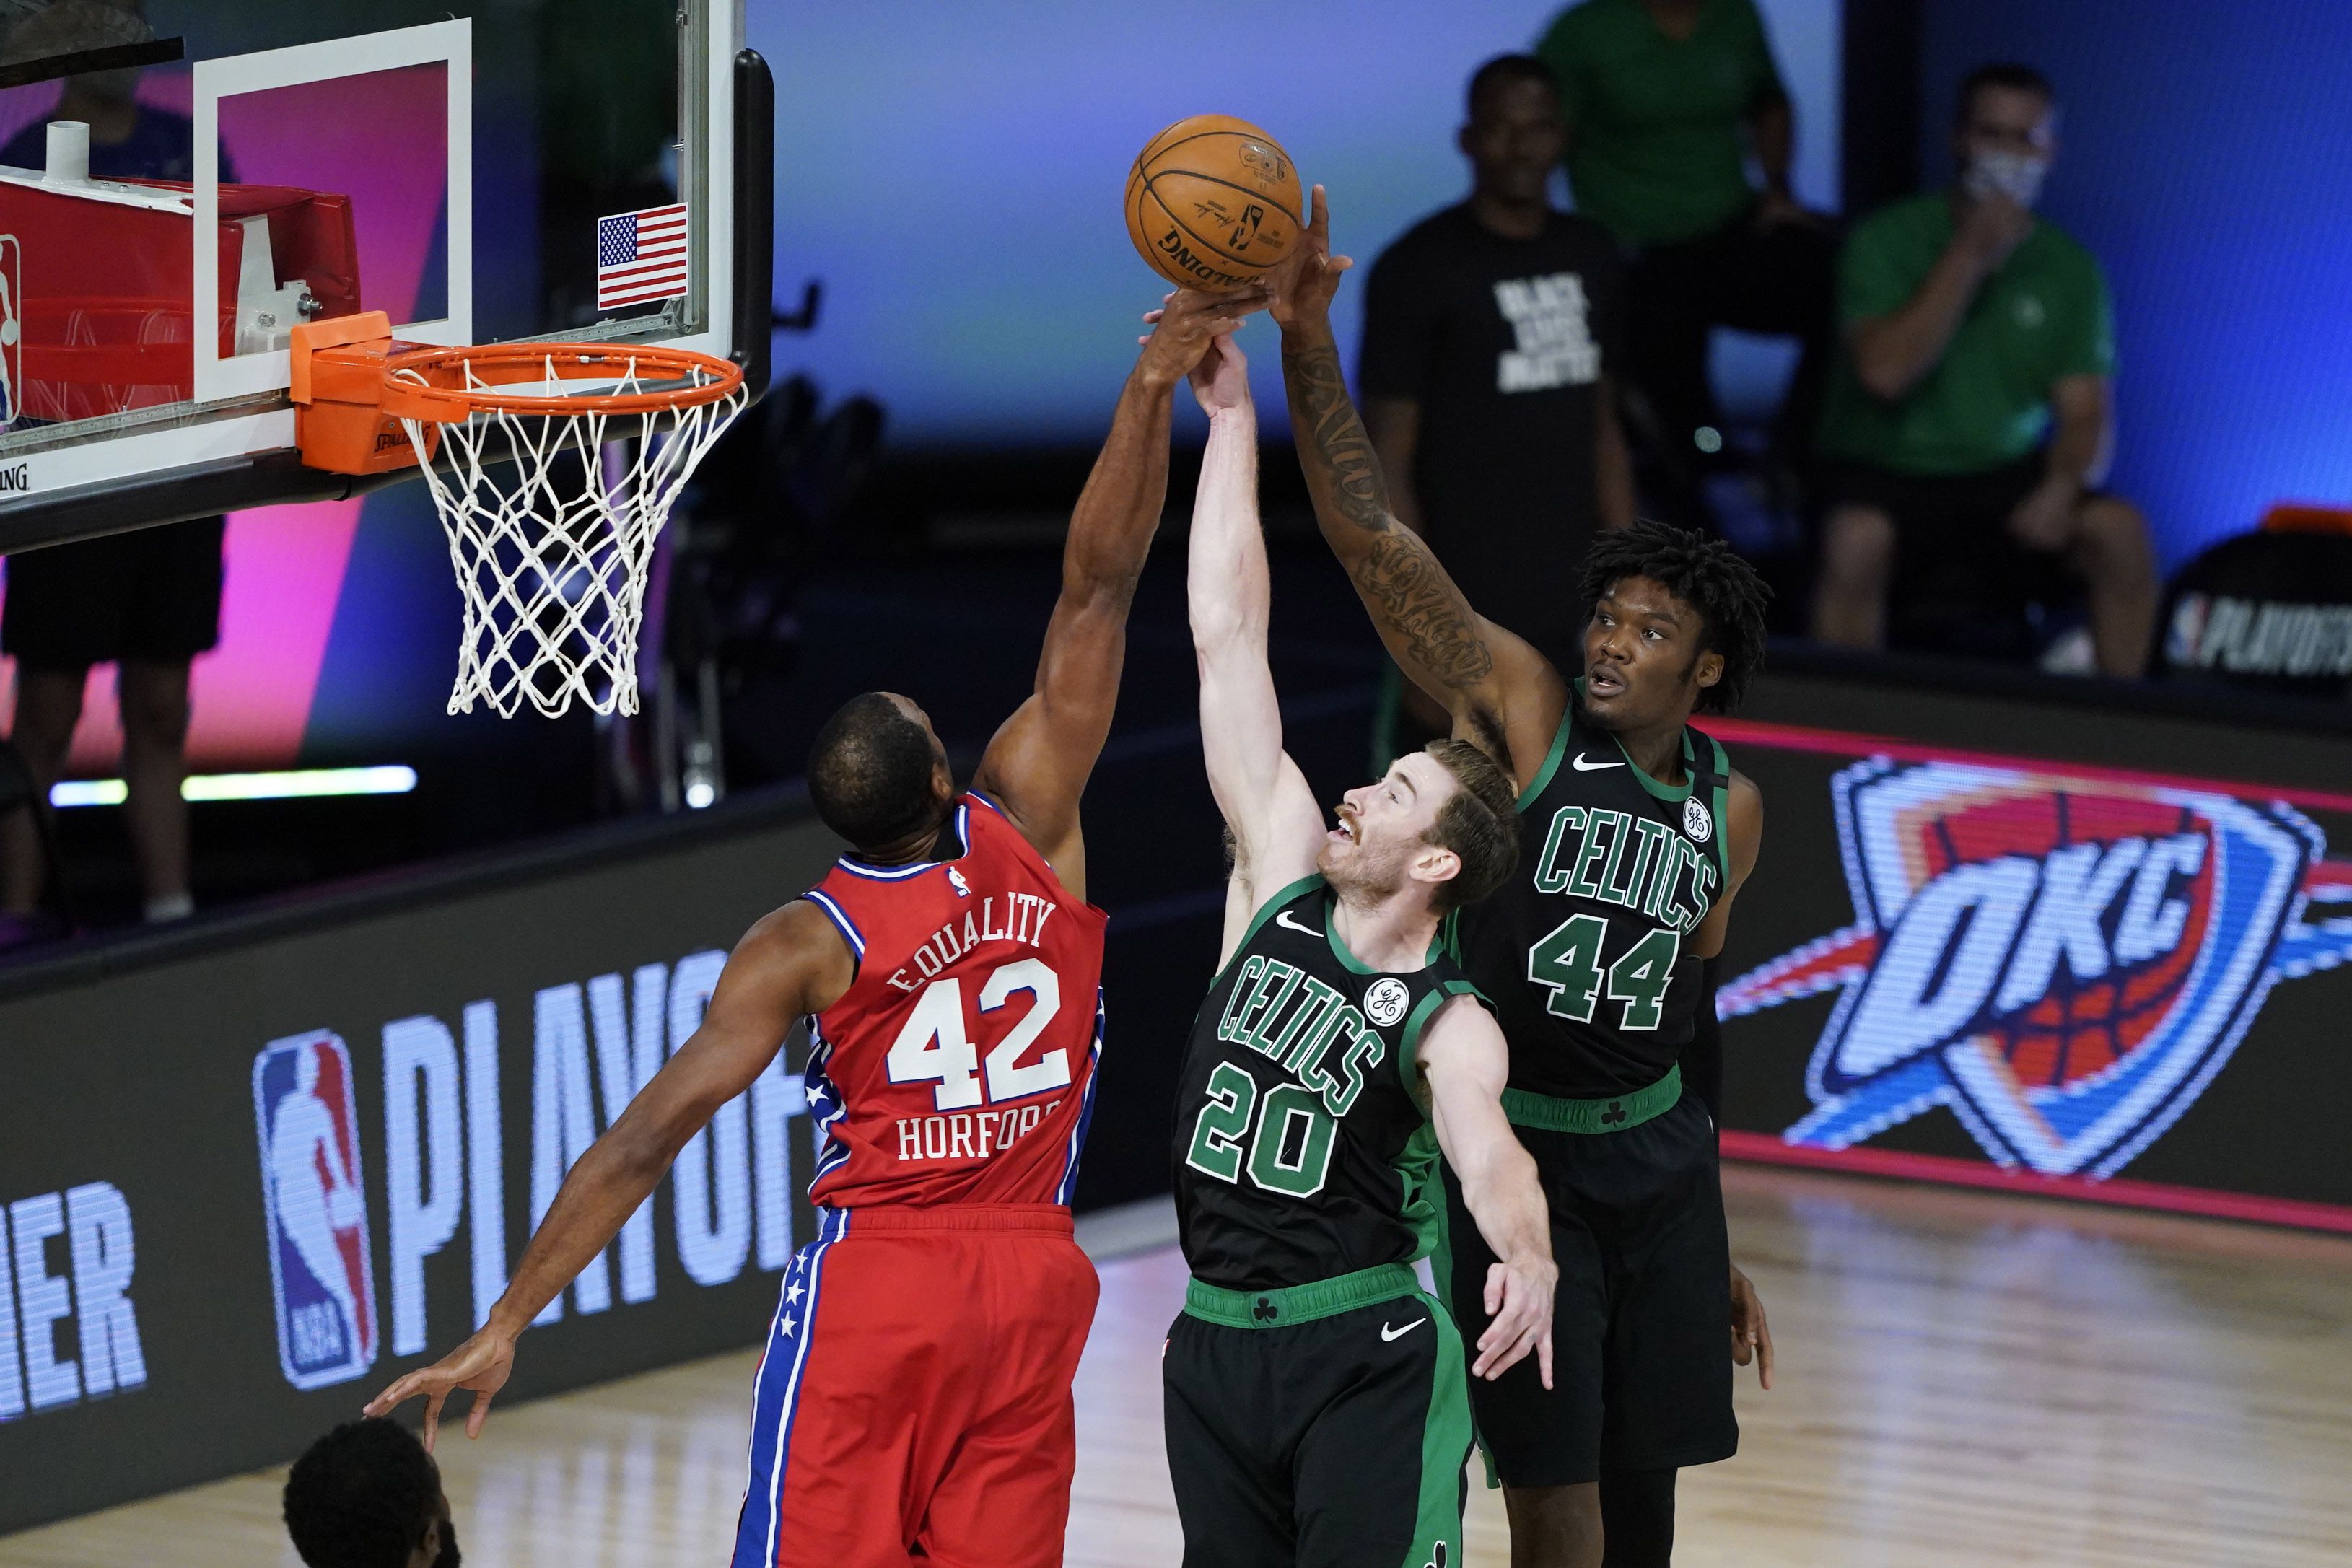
[363,1326,518,1452]
[1186,328,1251,416]
[1477,1254,1557,1388]
[1264,185,1352,330]
[1730,1263,1775,1390]
[1136,285,1270,384]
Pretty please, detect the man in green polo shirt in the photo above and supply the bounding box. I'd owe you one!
[1536,0,1835,523]
[1811,62,2159,676]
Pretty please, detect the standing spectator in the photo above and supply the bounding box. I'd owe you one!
[1810,63,2158,676]
[0,0,227,929]
[283,1418,460,1568]
[1360,53,1635,761]
[1537,0,1835,519]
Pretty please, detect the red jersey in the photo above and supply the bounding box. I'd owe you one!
[797,792,1109,1209]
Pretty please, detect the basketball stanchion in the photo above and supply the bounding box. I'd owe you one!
[291,311,748,718]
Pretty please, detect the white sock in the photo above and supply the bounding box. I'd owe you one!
[144,893,194,923]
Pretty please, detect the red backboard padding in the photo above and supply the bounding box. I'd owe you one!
[0,178,358,421]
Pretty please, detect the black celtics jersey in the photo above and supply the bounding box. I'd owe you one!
[1448,706,1732,1099]
[1173,875,1485,1292]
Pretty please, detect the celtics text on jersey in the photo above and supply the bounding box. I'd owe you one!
[1171,875,1486,1292]
[1448,708,1731,1099]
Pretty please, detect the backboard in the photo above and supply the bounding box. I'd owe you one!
[0,0,770,553]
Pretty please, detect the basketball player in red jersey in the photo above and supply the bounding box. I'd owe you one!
[367,283,1269,1568]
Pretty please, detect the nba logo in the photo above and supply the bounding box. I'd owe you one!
[253,1030,380,1389]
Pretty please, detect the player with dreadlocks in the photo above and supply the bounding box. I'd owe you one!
[1268,185,1775,1568]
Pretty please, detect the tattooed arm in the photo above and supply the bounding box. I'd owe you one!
[1269,187,1570,787]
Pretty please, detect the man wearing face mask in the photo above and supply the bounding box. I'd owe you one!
[283,1418,461,1568]
[1811,62,2158,677]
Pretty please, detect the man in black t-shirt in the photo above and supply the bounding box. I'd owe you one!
[1360,53,1635,763]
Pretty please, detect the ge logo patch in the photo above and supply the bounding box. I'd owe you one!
[1682,796,1712,843]
[1365,977,1410,1027]
[2014,294,2045,329]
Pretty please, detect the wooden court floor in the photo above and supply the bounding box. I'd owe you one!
[6,1162,2348,1568]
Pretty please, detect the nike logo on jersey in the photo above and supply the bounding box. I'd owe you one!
[1571,755,1623,771]
[1275,909,1321,937]
[1381,1317,1427,1342]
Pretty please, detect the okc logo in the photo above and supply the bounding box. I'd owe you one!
[1722,759,2352,1176]
[253,1031,380,1388]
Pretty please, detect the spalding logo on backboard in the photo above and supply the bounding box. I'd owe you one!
[1720,758,2352,1177]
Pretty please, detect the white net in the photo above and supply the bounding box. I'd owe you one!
[398,354,746,718]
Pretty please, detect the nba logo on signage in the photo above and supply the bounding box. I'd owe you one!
[1723,759,2352,1177]
[252,1032,380,1388]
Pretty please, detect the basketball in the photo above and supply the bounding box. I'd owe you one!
[1124,115,1303,292]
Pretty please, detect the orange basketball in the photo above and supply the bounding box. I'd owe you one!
[1125,115,1303,293]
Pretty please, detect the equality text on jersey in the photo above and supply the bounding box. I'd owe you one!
[883,892,1063,993]
[1531,805,1719,934]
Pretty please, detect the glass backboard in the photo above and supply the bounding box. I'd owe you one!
[0,0,766,551]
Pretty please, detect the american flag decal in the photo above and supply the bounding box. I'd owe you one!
[595,203,690,310]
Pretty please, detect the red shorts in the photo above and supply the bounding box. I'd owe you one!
[730,1204,1099,1568]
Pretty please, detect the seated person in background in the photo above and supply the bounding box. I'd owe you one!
[283,1418,459,1568]
[1360,53,1635,763]
[1536,0,1835,519]
[1811,62,2158,676]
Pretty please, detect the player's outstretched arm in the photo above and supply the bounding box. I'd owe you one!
[974,286,1269,898]
[1684,771,1772,1385]
[1267,187,1570,787]
[362,902,854,1449]
[1184,329,1325,964]
[1419,995,1557,1386]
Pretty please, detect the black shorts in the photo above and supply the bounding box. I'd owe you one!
[1825,453,2079,600]
[1163,1266,1473,1568]
[1,517,227,669]
[1436,1092,1734,1487]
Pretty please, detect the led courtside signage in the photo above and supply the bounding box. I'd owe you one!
[1710,720,2352,1227]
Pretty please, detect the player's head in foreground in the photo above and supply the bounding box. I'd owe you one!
[1319,737,1520,914]
[808,691,955,856]
[1577,517,1770,735]
[284,1416,457,1568]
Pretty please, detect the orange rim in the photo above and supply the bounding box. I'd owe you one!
[380,341,745,424]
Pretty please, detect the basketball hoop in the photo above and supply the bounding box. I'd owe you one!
[292,314,747,719]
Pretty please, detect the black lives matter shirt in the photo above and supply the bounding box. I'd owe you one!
[1172,875,1485,1292]
[1358,203,1624,648]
